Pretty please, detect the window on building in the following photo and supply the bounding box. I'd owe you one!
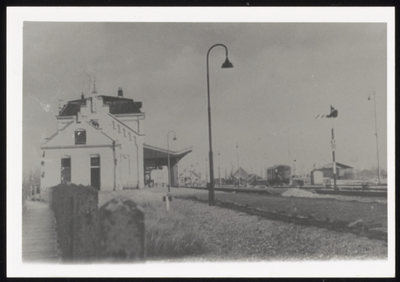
[61,157,71,183]
[91,156,100,167]
[90,155,101,190]
[75,129,86,144]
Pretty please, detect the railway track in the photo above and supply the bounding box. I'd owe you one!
[178,185,387,197]
[175,194,387,242]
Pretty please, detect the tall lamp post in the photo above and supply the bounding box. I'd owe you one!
[368,91,381,185]
[206,44,233,206]
[218,151,221,186]
[167,130,177,193]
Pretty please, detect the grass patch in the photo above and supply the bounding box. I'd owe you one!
[146,224,206,259]
[99,189,209,259]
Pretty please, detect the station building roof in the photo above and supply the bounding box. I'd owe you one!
[143,143,192,167]
[58,95,142,116]
[314,162,353,170]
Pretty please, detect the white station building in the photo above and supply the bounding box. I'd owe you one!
[40,87,192,191]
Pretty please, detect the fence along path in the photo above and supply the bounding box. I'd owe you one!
[22,200,60,263]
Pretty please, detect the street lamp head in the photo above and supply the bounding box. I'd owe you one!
[221,57,234,68]
[173,136,177,141]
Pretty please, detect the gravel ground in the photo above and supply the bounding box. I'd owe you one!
[280,188,387,204]
[172,188,387,228]
[155,198,388,262]
[100,188,387,262]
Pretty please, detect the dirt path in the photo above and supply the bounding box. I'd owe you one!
[22,201,60,263]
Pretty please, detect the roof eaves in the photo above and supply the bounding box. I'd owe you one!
[336,162,353,169]
[83,120,116,143]
[143,143,193,155]
[40,121,74,147]
[101,131,117,142]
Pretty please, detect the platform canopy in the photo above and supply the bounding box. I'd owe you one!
[143,143,192,168]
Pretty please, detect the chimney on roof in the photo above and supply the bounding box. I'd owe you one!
[81,92,84,99]
[118,87,123,97]
[58,99,64,112]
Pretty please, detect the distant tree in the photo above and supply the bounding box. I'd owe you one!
[22,167,40,190]
[352,167,361,179]
[369,166,378,175]
[369,166,387,179]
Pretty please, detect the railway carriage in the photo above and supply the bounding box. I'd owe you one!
[267,165,292,186]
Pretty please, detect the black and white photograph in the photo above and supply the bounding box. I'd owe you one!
[7,7,394,277]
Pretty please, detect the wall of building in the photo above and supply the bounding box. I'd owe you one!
[102,115,145,189]
[311,170,323,185]
[42,95,147,190]
[41,146,115,191]
[178,171,200,186]
[115,114,145,136]
[319,167,354,180]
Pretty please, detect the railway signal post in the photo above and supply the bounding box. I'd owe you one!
[327,105,339,191]
[316,105,339,191]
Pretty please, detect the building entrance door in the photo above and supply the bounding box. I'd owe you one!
[90,156,100,190]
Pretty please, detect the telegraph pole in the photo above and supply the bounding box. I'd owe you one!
[236,143,240,186]
[369,91,381,185]
[205,158,208,185]
[330,116,338,190]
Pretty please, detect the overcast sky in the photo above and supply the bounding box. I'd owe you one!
[22,21,388,177]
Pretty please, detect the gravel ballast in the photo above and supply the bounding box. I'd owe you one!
[167,198,387,262]
[100,188,387,262]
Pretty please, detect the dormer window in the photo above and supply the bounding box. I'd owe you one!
[75,129,86,144]
[90,120,99,128]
